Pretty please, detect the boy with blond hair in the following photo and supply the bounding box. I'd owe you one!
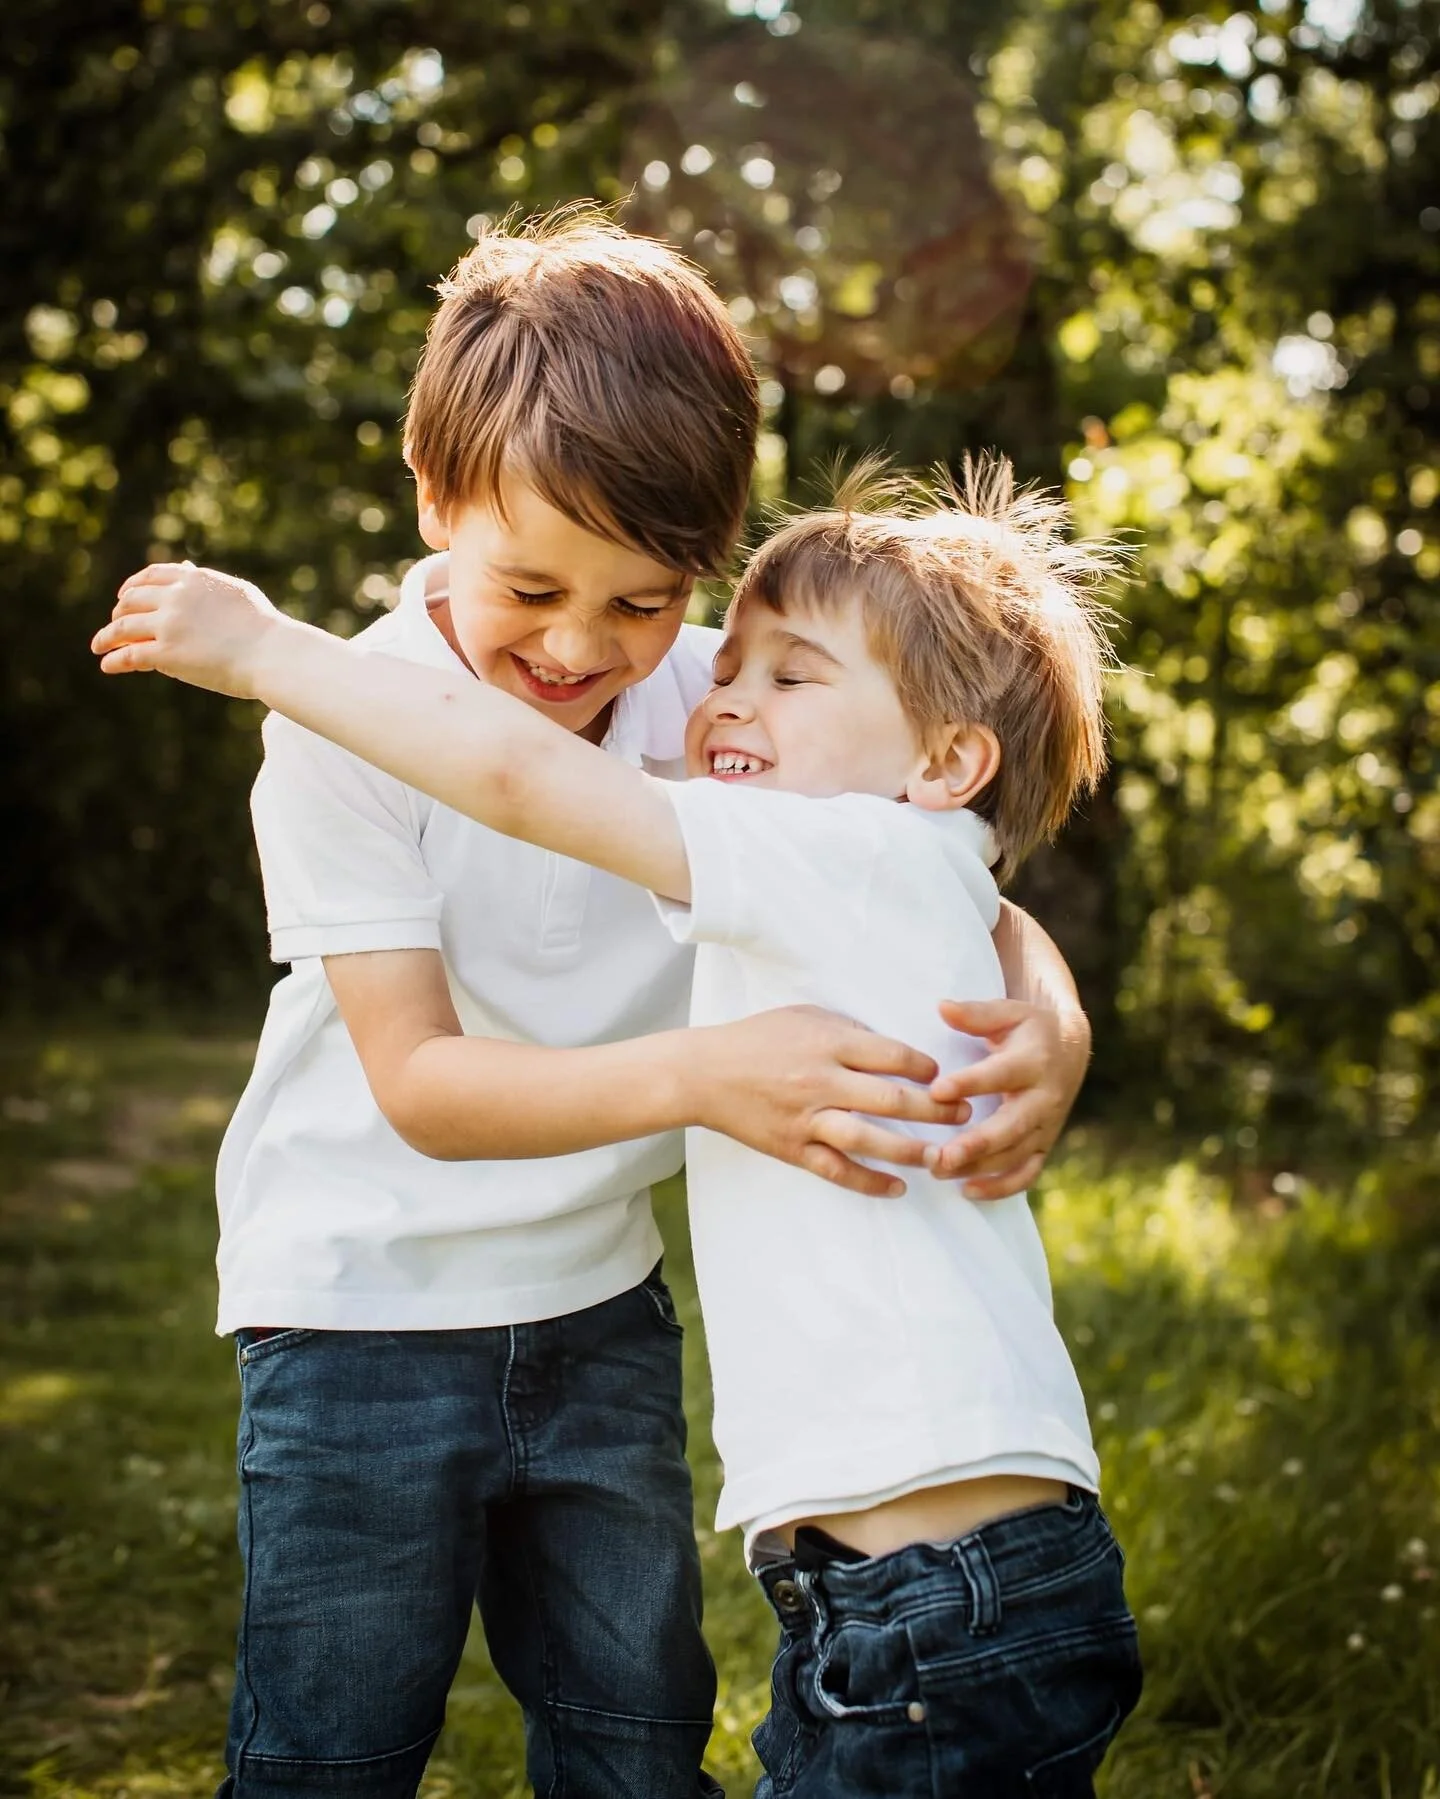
[93,208,1093,1797]
[98,454,1140,1796]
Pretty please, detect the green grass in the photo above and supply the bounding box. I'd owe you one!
[1,1031,1437,1798]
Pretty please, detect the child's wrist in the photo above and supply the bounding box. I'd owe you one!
[666,1028,713,1132]
[245,611,308,704]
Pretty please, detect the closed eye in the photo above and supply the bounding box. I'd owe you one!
[613,597,675,619]
[510,588,561,604]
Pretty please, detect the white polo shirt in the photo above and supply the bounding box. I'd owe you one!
[654,780,1099,1554]
[213,554,721,1334]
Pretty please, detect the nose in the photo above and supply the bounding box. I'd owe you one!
[705,682,755,723]
[542,609,610,674]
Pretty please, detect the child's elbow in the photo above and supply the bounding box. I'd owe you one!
[379,1093,470,1161]
[388,1111,467,1160]
[369,1062,471,1161]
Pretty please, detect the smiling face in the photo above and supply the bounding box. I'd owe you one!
[418,474,693,744]
[684,597,931,799]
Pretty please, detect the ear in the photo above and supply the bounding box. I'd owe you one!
[410,460,450,551]
[906,722,1001,813]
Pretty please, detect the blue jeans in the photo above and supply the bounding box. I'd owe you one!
[215,1267,719,1798]
[753,1490,1142,1798]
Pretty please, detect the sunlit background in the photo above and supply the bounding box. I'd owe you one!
[2,1,1437,1794]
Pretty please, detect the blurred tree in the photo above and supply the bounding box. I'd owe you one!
[1,0,693,998]
[1023,0,1440,1145]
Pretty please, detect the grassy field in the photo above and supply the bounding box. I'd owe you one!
[1,1029,1437,1798]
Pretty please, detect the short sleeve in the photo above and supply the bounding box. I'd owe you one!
[252,712,445,964]
[651,781,891,969]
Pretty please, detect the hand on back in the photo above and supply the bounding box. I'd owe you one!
[705,1001,1083,1200]
[699,1006,964,1199]
[927,998,1091,1198]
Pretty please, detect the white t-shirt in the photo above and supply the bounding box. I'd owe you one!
[213,554,721,1334]
[654,780,1099,1553]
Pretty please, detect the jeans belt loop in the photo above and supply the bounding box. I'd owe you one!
[952,1533,1003,1636]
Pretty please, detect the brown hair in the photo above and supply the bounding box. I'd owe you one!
[405,204,759,577]
[733,455,1122,879]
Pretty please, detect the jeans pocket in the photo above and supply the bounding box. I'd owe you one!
[1016,1613,1142,1794]
[1025,1702,1124,1794]
[639,1264,685,1337]
[813,1619,918,1722]
[235,1326,316,1367]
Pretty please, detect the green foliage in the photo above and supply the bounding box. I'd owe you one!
[1,0,694,998]
[1027,0,1440,1151]
[3,1034,1438,1795]
[2,0,1437,1151]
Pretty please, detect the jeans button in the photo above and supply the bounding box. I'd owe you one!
[772,1578,803,1615]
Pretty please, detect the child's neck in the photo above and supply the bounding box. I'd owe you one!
[425,595,473,673]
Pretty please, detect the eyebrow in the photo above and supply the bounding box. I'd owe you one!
[492,563,686,601]
[775,629,845,668]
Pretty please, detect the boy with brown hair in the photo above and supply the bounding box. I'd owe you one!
[97,209,1096,1799]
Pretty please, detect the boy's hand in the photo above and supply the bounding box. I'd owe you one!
[92,562,286,700]
[693,1006,971,1199]
[925,999,1091,1198]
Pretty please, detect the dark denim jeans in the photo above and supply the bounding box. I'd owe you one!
[215,1267,719,1799]
[752,1489,1142,1798]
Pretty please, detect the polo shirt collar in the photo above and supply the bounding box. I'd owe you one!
[391,553,473,674]
[922,806,1001,869]
[604,654,693,769]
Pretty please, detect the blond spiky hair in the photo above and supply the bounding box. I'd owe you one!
[732,452,1124,878]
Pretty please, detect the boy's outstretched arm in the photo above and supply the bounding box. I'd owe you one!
[96,563,968,1194]
[96,562,695,900]
[95,563,1086,1196]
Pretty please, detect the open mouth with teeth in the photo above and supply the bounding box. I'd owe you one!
[708,749,773,781]
[511,654,610,704]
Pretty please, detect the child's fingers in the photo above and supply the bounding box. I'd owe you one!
[812,1107,934,1169]
[838,1070,970,1128]
[109,587,164,623]
[955,1123,1049,1179]
[113,584,170,616]
[91,613,157,656]
[959,1152,1046,1202]
[928,1004,1038,1103]
[98,640,159,674]
[800,1135,906,1199]
[929,1118,1048,1181]
[938,997,1029,1038]
[929,1040,1043,1104]
[117,562,188,600]
[837,1028,940,1089]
